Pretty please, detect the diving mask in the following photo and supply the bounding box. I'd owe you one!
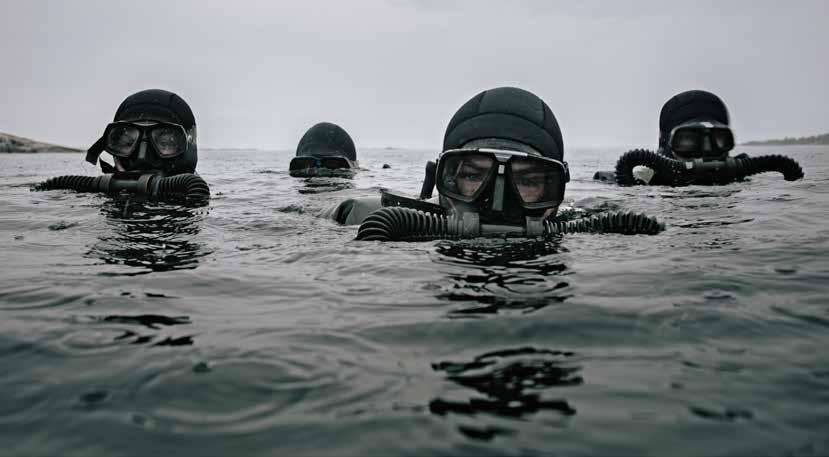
[669,121,734,160]
[289,156,355,172]
[288,155,358,178]
[86,120,196,169]
[102,121,192,159]
[435,148,569,223]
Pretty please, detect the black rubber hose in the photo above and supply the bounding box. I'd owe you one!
[356,207,464,241]
[33,173,210,203]
[734,154,804,181]
[545,211,664,235]
[614,149,804,186]
[153,174,210,203]
[614,149,691,186]
[356,207,664,242]
[33,175,103,192]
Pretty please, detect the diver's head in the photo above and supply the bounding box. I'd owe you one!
[290,122,357,177]
[86,89,198,176]
[435,87,568,225]
[659,90,734,161]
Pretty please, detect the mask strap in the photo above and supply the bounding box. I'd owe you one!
[419,161,436,199]
[99,160,116,173]
[85,135,106,165]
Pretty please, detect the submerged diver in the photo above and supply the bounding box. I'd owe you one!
[320,86,662,239]
[290,122,358,177]
[594,89,803,186]
[35,89,209,202]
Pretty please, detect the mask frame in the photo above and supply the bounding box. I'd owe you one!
[435,148,569,212]
[86,121,196,167]
[289,156,356,172]
[669,121,734,160]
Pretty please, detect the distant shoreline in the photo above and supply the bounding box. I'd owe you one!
[743,132,828,146]
[0,132,81,153]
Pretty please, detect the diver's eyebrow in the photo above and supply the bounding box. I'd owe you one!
[514,170,545,176]
[460,162,489,171]
[511,166,543,174]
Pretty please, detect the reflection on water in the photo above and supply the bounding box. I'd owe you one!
[86,195,211,275]
[659,188,744,200]
[296,176,355,194]
[92,314,190,329]
[434,239,572,316]
[430,347,582,440]
[71,313,194,347]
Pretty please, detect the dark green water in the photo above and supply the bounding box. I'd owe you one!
[1,146,827,456]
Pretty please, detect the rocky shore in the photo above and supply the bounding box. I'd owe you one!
[0,133,81,153]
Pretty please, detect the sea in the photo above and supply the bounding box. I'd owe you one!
[1,145,827,456]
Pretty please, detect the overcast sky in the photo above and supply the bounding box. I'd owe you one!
[1,0,826,150]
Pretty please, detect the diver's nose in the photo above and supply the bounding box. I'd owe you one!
[702,136,712,152]
[491,164,506,212]
[136,140,148,160]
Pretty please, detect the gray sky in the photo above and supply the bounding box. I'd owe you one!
[1,0,826,150]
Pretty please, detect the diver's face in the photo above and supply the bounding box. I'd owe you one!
[114,143,165,173]
[455,155,494,197]
[440,148,566,225]
[510,158,546,203]
[670,136,715,160]
[455,157,547,202]
[668,123,734,161]
[107,119,192,174]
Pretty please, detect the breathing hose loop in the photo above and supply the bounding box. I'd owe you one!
[33,173,210,204]
[356,207,664,242]
[613,149,804,186]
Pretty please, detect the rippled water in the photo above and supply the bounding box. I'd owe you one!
[1,145,828,456]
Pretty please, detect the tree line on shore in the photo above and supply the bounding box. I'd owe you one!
[744,132,829,146]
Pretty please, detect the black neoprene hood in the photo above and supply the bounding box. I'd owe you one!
[659,90,730,147]
[105,88,198,175]
[442,87,564,161]
[114,89,196,129]
[296,122,357,161]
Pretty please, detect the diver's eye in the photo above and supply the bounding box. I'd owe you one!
[106,125,140,156]
[676,134,697,151]
[154,129,177,146]
[514,173,545,188]
[150,126,185,157]
[457,170,486,182]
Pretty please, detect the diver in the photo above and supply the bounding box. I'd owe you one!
[35,89,209,202]
[320,86,662,240]
[290,122,358,177]
[594,90,803,186]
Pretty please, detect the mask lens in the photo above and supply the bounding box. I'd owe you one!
[438,153,495,201]
[712,128,734,152]
[672,129,701,154]
[105,124,140,157]
[289,157,317,171]
[150,125,186,158]
[509,157,565,205]
[320,157,350,169]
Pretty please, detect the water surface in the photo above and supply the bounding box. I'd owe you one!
[1,145,827,456]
